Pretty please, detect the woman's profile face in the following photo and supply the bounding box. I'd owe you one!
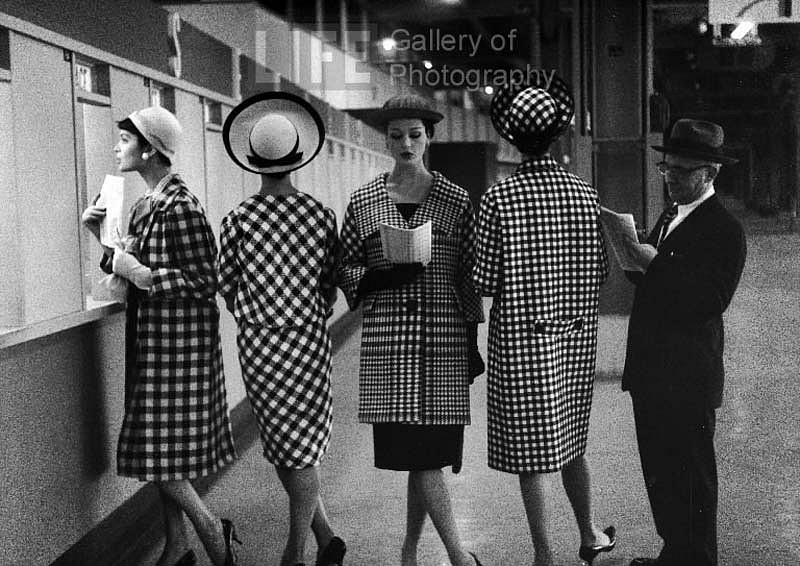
[114,129,144,172]
[386,118,429,166]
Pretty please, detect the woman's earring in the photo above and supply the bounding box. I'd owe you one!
[141,152,150,160]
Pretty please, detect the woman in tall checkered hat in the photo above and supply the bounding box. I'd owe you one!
[81,106,238,566]
[474,75,616,566]
[337,94,485,566]
[219,92,345,566]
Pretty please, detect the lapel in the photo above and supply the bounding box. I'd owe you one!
[137,173,184,249]
[657,196,718,252]
[368,172,449,231]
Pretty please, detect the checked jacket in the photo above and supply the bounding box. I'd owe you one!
[116,173,235,481]
[339,172,484,425]
[474,156,609,473]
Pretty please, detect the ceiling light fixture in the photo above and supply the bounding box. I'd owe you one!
[730,20,755,39]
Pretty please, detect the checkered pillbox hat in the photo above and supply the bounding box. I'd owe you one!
[491,73,574,152]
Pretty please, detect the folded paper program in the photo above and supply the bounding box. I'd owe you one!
[379,221,432,265]
[95,175,126,247]
[599,206,650,272]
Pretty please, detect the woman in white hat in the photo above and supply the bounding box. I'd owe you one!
[219,92,345,566]
[337,94,485,566]
[81,106,239,566]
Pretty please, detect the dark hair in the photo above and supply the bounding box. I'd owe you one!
[263,171,289,180]
[514,134,554,157]
[117,117,172,166]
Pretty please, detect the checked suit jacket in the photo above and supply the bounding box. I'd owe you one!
[622,194,747,409]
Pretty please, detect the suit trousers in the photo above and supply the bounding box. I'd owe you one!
[632,394,718,566]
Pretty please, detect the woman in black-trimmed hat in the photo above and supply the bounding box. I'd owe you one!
[474,76,616,566]
[219,92,345,566]
[337,94,485,566]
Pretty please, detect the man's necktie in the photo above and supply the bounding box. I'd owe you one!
[656,204,679,248]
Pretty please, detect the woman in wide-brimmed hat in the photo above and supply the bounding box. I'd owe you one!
[219,92,345,566]
[81,106,239,566]
[337,94,485,566]
[475,76,616,566]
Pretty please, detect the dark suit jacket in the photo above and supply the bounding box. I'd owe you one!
[622,195,746,409]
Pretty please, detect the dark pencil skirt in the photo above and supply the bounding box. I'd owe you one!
[373,423,464,472]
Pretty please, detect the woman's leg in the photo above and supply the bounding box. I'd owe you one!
[311,495,335,562]
[519,472,554,566]
[156,480,227,566]
[275,466,322,566]
[410,469,476,566]
[155,488,190,566]
[401,472,427,566]
[561,456,612,547]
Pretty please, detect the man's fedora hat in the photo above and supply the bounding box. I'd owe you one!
[652,119,738,165]
[490,73,574,152]
[223,92,325,175]
[372,94,444,127]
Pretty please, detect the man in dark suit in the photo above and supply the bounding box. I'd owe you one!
[620,119,747,566]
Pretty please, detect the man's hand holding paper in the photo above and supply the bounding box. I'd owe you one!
[600,206,657,272]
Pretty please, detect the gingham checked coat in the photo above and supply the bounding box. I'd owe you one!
[116,173,236,481]
[339,172,484,425]
[218,192,339,468]
[474,156,609,473]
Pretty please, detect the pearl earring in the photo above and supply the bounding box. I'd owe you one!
[141,152,150,160]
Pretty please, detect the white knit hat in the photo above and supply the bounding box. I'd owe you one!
[127,106,182,162]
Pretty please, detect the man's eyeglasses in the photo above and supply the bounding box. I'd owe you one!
[656,162,710,177]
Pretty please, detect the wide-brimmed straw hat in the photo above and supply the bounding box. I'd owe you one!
[652,119,738,165]
[223,92,325,175]
[127,106,182,162]
[372,94,444,127]
[490,73,574,151]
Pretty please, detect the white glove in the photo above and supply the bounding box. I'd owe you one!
[112,249,153,290]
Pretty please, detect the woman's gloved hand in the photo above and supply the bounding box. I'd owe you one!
[357,263,425,296]
[112,249,153,290]
[466,322,485,383]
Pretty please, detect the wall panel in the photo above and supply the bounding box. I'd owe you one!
[174,89,207,209]
[0,78,22,328]
[11,34,82,323]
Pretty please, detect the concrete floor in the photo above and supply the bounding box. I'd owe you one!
[139,214,800,566]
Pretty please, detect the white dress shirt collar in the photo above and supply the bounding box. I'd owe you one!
[664,184,715,238]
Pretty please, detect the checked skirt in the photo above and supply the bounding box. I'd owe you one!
[237,319,333,468]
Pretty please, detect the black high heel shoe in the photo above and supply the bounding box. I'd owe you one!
[173,550,197,566]
[221,518,242,566]
[316,536,347,566]
[578,526,616,565]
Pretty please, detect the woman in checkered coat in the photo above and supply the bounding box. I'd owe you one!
[81,107,238,566]
[338,95,485,566]
[218,93,346,566]
[474,78,615,566]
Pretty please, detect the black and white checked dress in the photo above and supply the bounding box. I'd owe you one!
[474,157,609,473]
[116,174,236,481]
[219,192,339,469]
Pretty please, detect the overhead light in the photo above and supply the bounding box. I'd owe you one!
[484,85,494,95]
[730,21,755,40]
[423,60,433,69]
[381,37,396,51]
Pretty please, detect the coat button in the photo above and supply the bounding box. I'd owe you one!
[534,322,545,333]
[404,299,418,312]
[574,318,584,330]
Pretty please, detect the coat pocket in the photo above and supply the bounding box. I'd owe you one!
[531,316,585,336]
